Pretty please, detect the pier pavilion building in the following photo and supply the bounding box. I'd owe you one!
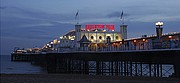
[56,22,180,52]
[58,24,127,51]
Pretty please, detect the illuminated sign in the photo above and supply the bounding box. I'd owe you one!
[86,24,104,30]
[86,24,114,30]
[106,25,114,30]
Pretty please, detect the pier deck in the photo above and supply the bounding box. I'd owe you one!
[45,49,180,77]
[11,49,180,78]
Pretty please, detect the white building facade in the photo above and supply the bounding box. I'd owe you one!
[58,24,127,52]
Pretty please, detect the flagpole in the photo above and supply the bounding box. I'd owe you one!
[120,11,124,25]
[77,12,79,24]
[122,16,124,25]
[75,10,79,25]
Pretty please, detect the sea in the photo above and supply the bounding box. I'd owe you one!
[0,55,47,74]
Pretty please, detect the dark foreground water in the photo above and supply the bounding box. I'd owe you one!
[0,55,47,74]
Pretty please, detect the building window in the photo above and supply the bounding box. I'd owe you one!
[106,36,111,43]
[116,36,119,40]
[107,36,111,39]
[91,36,94,39]
[99,36,102,39]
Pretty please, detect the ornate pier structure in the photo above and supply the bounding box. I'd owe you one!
[11,32,180,78]
[11,21,180,78]
[46,49,180,78]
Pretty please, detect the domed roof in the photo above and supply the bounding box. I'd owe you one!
[64,30,75,36]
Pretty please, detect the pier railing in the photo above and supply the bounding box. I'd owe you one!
[57,43,180,53]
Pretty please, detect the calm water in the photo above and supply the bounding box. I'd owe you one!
[0,55,47,74]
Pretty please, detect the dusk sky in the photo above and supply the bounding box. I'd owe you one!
[1,0,180,55]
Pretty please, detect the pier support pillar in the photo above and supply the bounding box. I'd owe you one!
[84,61,89,74]
[174,64,180,78]
[47,55,57,73]
[149,63,152,77]
[96,61,100,75]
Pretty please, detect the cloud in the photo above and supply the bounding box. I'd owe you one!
[1,6,76,28]
[106,12,121,18]
[128,14,180,22]
[1,6,74,22]
[0,6,7,9]
[1,6,76,45]
[106,11,130,18]
[20,23,55,27]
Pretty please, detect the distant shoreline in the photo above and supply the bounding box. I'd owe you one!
[1,74,180,83]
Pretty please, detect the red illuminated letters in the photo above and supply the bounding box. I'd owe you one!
[86,24,114,30]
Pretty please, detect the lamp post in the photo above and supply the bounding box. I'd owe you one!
[168,36,172,48]
[122,39,125,50]
[120,41,122,51]
[155,22,163,39]
[133,40,137,50]
[143,39,146,50]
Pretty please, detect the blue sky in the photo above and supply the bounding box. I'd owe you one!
[1,0,180,55]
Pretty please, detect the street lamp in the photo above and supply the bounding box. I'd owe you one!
[168,36,172,39]
[155,22,163,28]
[155,22,163,39]
[168,36,172,48]
[133,40,137,50]
[142,39,146,50]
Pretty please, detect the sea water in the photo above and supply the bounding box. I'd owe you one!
[0,55,47,74]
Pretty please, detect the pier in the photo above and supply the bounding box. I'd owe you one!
[11,48,180,78]
[45,49,180,78]
[11,32,180,78]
